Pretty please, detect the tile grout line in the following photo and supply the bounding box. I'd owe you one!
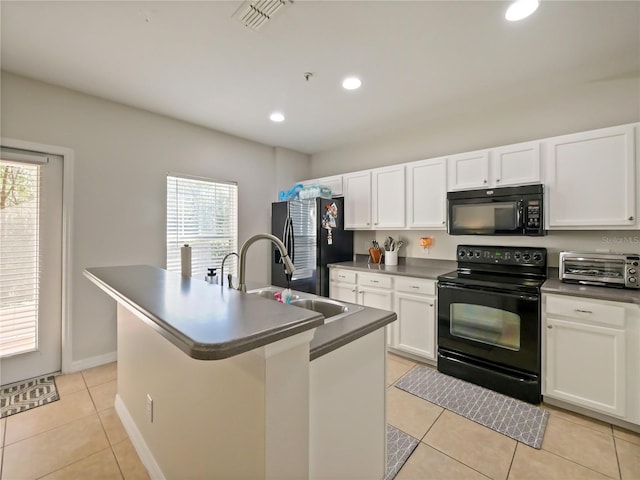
[505,440,519,480]
[612,436,623,480]
[2,410,97,448]
[419,406,445,443]
[32,447,116,480]
[539,443,621,479]
[420,440,493,479]
[85,365,126,479]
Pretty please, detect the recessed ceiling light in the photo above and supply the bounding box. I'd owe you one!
[505,0,540,21]
[270,112,285,122]
[342,77,362,90]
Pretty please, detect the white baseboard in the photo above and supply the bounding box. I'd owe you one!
[115,394,166,480]
[67,351,117,373]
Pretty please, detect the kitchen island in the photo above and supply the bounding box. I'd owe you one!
[84,265,396,480]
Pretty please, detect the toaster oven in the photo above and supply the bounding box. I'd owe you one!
[559,251,640,289]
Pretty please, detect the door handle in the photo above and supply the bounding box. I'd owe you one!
[574,309,593,314]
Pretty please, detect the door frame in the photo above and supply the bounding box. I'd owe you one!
[1,137,74,374]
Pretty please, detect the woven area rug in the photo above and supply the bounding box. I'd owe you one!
[0,374,60,418]
[395,366,549,449]
[386,424,418,480]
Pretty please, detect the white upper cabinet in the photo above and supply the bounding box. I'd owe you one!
[447,143,542,192]
[406,157,447,229]
[372,165,405,229]
[491,141,541,187]
[317,175,343,196]
[343,171,372,229]
[447,150,490,191]
[545,124,636,229]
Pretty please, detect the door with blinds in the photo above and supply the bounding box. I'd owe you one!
[0,149,63,385]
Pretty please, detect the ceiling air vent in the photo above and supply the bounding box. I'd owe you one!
[233,0,288,31]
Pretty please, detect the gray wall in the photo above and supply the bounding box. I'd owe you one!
[310,76,640,263]
[1,72,310,366]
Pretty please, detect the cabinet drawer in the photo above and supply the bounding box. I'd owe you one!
[394,276,436,296]
[358,273,392,289]
[331,269,356,284]
[545,295,625,328]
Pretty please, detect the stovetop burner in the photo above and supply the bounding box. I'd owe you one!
[438,245,548,293]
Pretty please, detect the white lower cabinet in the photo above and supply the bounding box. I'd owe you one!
[543,294,640,424]
[330,268,437,362]
[356,273,394,346]
[394,292,436,360]
[392,276,436,361]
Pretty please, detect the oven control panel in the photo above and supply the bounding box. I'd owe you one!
[457,245,547,266]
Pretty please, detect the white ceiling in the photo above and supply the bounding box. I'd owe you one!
[2,1,639,155]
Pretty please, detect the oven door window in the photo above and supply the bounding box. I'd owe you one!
[450,303,520,351]
[450,201,518,233]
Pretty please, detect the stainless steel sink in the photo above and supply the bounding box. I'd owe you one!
[247,287,363,322]
[289,298,349,318]
[250,288,300,302]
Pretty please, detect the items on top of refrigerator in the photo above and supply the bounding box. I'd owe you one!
[299,185,332,199]
[278,183,333,201]
[278,183,304,201]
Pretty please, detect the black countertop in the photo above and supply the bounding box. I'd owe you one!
[85,265,396,361]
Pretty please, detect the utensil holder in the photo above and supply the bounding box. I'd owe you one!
[385,250,398,266]
[369,247,382,264]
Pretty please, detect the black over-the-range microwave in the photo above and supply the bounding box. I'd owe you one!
[447,184,545,236]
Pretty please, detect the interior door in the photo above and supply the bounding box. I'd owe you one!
[0,151,63,384]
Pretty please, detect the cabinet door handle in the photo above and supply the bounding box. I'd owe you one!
[629,216,634,221]
[496,178,501,183]
[547,325,553,329]
[338,275,346,279]
[483,179,487,184]
[374,222,378,225]
[429,303,434,307]
[410,285,420,289]
[371,280,379,284]
[351,289,356,293]
[574,309,593,314]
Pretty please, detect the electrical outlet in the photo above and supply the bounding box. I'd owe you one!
[146,394,154,422]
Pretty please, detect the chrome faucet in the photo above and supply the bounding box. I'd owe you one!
[237,233,295,292]
[221,252,239,288]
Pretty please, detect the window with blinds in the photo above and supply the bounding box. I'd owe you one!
[166,174,238,279]
[0,161,40,357]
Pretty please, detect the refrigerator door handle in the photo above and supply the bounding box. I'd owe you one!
[289,217,295,265]
[280,216,290,264]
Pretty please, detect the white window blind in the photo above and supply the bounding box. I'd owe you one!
[167,174,238,279]
[0,160,41,357]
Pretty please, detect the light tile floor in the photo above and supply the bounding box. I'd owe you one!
[388,353,640,480]
[0,363,149,480]
[1,355,639,479]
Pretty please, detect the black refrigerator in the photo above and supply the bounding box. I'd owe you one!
[271,197,354,297]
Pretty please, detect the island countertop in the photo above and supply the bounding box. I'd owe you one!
[85,265,396,361]
[84,265,325,360]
